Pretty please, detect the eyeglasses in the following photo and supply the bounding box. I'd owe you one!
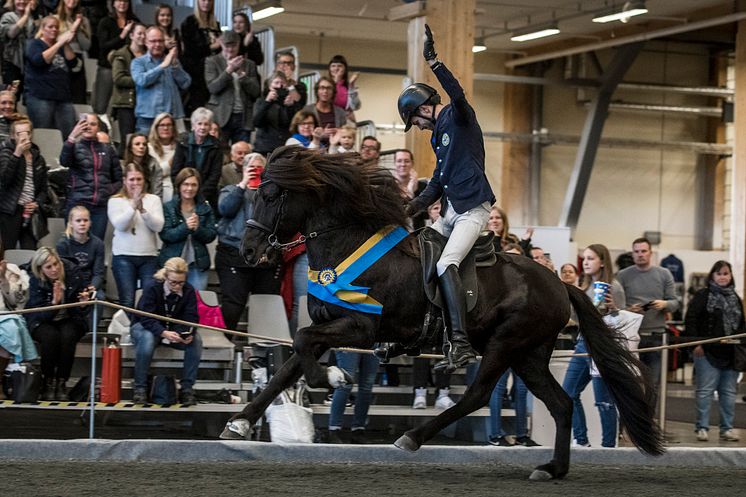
[318,86,334,91]
[361,145,378,151]
[299,121,315,126]
[166,278,186,286]
[276,60,294,66]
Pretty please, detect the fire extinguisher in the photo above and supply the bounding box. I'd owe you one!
[100,336,122,403]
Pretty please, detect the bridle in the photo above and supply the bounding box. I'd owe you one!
[244,182,349,252]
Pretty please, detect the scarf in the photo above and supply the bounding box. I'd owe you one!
[290,133,311,148]
[707,282,743,335]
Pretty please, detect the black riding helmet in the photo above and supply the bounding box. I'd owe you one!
[398,83,441,131]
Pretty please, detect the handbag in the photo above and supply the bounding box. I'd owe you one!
[4,363,42,402]
[265,384,315,444]
[196,291,226,329]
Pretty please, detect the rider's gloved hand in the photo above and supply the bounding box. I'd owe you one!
[405,202,420,218]
[423,24,437,62]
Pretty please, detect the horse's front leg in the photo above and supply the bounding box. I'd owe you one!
[294,315,374,388]
[220,353,304,439]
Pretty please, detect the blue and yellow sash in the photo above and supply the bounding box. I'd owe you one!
[307,225,408,315]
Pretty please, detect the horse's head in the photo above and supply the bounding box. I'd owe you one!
[241,178,308,267]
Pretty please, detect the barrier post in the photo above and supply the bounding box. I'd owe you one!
[658,331,669,433]
[88,300,99,439]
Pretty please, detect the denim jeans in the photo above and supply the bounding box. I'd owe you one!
[187,266,208,291]
[329,351,380,430]
[289,253,308,335]
[25,95,76,139]
[130,322,203,390]
[694,354,738,433]
[489,369,529,438]
[135,116,155,134]
[562,337,618,447]
[111,255,158,310]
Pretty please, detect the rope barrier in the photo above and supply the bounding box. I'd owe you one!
[3,300,743,360]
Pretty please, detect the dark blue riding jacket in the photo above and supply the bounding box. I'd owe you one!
[410,61,495,215]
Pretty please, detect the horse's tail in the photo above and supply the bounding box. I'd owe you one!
[566,283,665,456]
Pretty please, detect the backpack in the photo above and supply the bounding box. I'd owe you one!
[150,375,177,404]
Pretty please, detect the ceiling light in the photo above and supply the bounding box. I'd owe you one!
[472,38,487,53]
[592,1,648,23]
[251,1,284,21]
[510,22,560,42]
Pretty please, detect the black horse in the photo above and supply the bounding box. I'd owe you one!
[220,146,664,480]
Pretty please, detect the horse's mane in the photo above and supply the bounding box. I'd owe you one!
[265,145,409,230]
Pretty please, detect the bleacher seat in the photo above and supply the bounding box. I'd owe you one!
[34,128,64,169]
[247,294,292,345]
[3,249,35,266]
[73,103,94,118]
[37,217,66,248]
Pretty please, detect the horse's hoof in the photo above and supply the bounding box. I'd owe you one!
[529,469,553,481]
[327,366,354,388]
[219,419,252,440]
[394,434,420,452]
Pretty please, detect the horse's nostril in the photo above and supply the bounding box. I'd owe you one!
[243,248,255,260]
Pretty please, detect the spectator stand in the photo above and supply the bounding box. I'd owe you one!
[254,27,277,83]
[300,70,320,106]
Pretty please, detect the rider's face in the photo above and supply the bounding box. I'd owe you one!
[411,106,434,131]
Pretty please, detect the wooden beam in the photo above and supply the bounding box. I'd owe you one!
[731,19,746,291]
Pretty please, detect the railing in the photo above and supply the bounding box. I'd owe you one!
[3,301,744,438]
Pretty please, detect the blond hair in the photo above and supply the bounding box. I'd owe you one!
[64,205,90,238]
[193,0,219,30]
[148,112,175,158]
[36,16,59,39]
[154,257,188,281]
[113,162,147,198]
[31,247,65,285]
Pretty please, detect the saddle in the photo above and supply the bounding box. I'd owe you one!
[373,228,497,363]
[418,227,497,312]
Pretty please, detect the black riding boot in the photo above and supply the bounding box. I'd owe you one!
[433,265,477,372]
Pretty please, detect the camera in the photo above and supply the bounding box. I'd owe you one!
[275,88,289,102]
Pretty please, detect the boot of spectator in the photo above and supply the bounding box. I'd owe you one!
[41,377,55,401]
[55,379,70,401]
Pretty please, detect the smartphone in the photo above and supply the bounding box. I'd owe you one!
[641,301,655,311]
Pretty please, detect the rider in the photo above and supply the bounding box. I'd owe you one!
[399,25,495,372]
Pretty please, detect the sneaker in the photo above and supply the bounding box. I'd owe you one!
[327,429,344,444]
[179,390,197,406]
[488,436,514,447]
[572,439,591,447]
[412,388,427,409]
[434,388,455,409]
[696,429,709,442]
[324,392,354,407]
[720,429,740,442]
[515,435,540,447]
[132,388,147,404]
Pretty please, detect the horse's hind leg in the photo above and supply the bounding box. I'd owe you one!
[220,353,304,439]
[512,346,573,481]
[395,338,508,451]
